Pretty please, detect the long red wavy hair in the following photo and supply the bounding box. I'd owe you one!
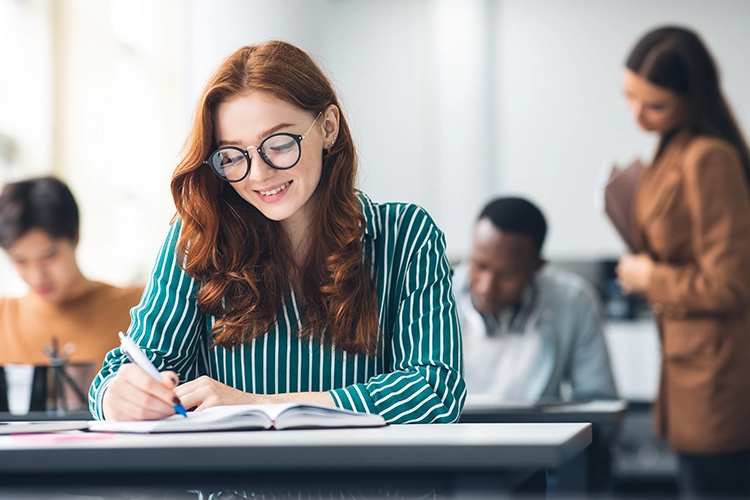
[171,41,378,355]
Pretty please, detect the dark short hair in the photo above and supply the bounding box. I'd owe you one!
[0,176,79,249]
[478,197,547,254]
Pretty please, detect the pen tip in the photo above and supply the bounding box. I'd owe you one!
[174,404,188,418]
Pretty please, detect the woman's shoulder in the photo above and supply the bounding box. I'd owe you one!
[357,191,439,233]
[683,135,741,169]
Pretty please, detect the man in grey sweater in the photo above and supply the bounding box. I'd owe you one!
[454,197,617,401]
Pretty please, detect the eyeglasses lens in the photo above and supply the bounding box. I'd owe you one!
[261,134,300,169]
[210,148,247,182]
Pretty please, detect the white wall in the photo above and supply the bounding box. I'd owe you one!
[53,0,186,287]
[0,0,55,295]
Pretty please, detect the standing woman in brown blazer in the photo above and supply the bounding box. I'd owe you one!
[616,26,750,498]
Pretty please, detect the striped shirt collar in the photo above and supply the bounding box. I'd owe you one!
[356,190,380,240]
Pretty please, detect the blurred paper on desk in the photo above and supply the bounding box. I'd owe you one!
[604,159,645,253]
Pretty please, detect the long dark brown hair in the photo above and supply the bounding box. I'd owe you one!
[626,26,750,184]
[171,41,378,355]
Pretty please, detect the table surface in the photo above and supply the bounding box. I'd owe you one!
[0,410,92,421]
[459,398,627,424]
[0,422,591,474]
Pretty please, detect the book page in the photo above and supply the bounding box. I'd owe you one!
[273,404,386,430]
[87,405,271,433]
[87,403,386,433]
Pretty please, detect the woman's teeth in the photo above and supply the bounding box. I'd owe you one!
[259,181,291,196]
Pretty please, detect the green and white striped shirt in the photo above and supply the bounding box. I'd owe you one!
[90,192,465,423]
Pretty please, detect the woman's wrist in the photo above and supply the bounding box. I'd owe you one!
[262,391,336,407]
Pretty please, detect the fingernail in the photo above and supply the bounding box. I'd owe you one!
[173,397,181,405]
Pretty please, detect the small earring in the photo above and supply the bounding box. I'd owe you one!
[327,140,335,154]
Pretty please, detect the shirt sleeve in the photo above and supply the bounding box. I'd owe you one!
[329,207,466,423]
[647,144,750,316]
[567,282,618,400]
[89,220,207,419]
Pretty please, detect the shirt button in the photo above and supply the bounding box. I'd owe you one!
[652,302,664,314]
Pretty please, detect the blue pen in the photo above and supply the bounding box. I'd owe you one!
[118,332,188,418]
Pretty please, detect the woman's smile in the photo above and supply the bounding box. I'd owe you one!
[256,180,292,201]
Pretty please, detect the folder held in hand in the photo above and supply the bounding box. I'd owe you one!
[604,159,646,253]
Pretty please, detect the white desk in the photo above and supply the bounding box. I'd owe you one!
[604,319,661,401]
[0,422,591,498]
[460,397,628,423]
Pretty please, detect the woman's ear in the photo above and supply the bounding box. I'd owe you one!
[322,104,340,148]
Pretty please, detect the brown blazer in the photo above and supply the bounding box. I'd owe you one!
[633,132,750,455]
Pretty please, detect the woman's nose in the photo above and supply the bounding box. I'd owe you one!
[246,150,276,182]
[631,102,645,121]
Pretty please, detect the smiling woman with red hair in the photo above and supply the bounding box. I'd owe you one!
[90,41,465,424]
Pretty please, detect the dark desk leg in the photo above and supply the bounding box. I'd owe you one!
[548,449,588,498]
[587,429,614,493]
[0,369,7,413]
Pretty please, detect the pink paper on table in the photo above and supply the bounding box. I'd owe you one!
[9,431,114,443]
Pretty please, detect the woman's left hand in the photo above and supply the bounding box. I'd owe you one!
[173,376,269,412]
[616,253,655,295]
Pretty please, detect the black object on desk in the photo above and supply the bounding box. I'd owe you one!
[0,366,49,412]
[459,397,627,495]
[0,363,93,415]
[0,370,6,413]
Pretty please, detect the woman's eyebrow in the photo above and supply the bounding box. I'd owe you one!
[217,122,295,147]
[257,122,294,140]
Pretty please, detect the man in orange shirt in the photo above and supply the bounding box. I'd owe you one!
[0,177,142,373]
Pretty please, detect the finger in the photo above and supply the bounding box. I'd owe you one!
[119,375,177,416]
[119,364,182,410]
[114,395,175,421]
[173,376,213,397]
[104,370,175,421]
[160,371,180,389]
[173,384,201,411]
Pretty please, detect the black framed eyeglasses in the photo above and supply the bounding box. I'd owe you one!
[205,111,322,183]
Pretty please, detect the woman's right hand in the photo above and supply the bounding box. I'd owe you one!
[101,364,182,421]
[616,253,655,296]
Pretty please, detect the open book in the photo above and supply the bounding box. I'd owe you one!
[87,402,386,433]
[602,158,646,253]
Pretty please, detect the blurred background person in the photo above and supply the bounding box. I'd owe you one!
[0,176,143,370]
[455,196,617,402]
[617,26,750,498]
